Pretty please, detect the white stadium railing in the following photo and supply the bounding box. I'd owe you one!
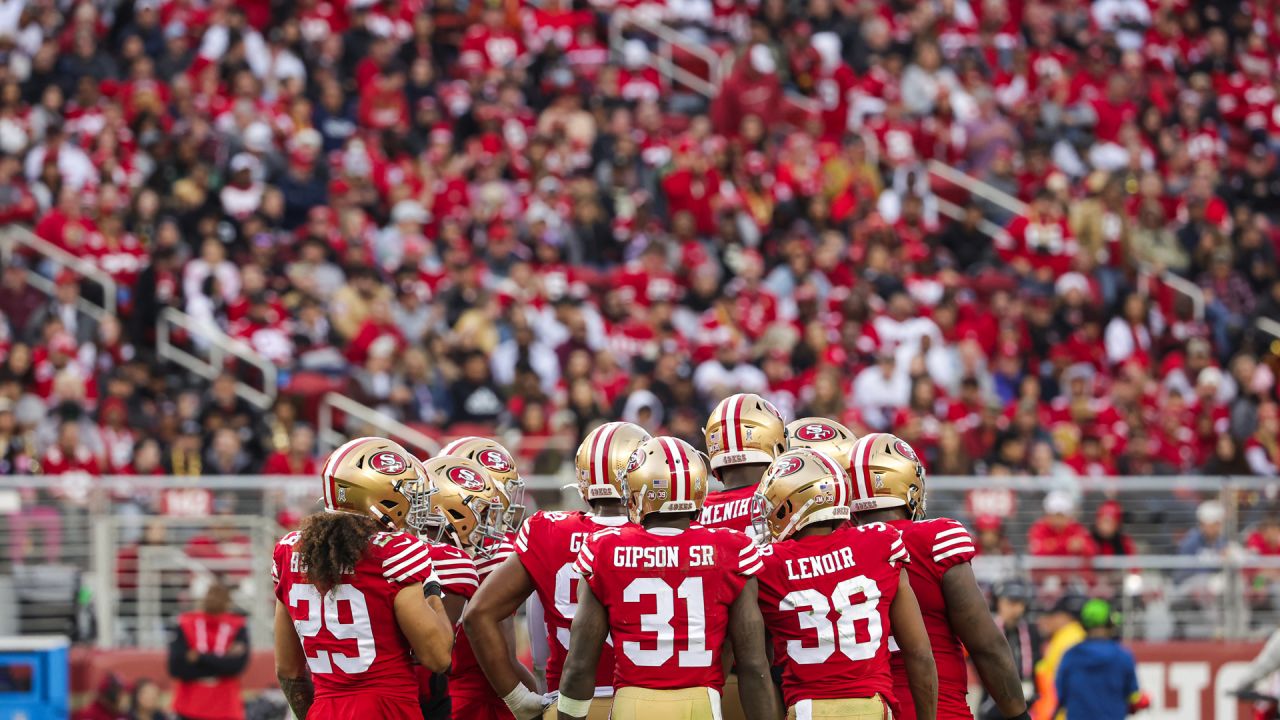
[1,474,1279,646]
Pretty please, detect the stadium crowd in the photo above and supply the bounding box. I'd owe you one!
[0,0,1276,515]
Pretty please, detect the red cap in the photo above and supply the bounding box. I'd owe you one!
[50,332,77,355]
[55,269,79,286]
[974,515,1003,532]
[1096,500,1123,523]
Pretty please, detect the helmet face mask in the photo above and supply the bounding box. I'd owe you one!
[399,472,438,532]
[421,456,509,559]
[752,448,852,543]
[704,393,786,473]
[438,436,527,531]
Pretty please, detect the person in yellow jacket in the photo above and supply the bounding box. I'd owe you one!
[1030,595,1086,720]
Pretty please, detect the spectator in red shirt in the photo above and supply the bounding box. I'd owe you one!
[261,424,319,476]
[1028,491,1097,560]
[41,421,101,477]
[711,44,783,138]
[1090,500,1136,557]
[1000,188,1077,279]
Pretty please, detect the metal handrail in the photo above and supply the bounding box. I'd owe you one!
[608,10,722,98]
[1136,264,1206,321]
[0,225,117,317]
[1257,316,1280,342]
[157,307,277,410]
[926,159,1029,217]
[935,196,1015,245]
[317,392,441,457]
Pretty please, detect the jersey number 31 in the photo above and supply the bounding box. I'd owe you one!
[623,577,713,668]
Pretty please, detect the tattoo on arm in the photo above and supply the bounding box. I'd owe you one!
[278,674,315,719]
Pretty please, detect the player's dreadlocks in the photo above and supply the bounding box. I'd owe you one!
[297,511,382,596]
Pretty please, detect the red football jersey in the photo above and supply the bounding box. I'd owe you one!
[756,523,908,708]
[887,518,978,720]
[514,510,625,692]
[697,485,759,539]
[417,542,478,703]
[271,529,438,702]
[449,539,516,702]
[574,524,762,691]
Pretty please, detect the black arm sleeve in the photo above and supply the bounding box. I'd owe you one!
[199,626,251,677]
[167,629,205,681]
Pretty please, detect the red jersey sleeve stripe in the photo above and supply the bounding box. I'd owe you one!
[515,522,531,553]
[933,546,976,563]
[385,548,432,578]
[740,559,764,575]
[933,535,973,552]
[394,558,437,583]
[383,538,428,566]
[933,526,969,540]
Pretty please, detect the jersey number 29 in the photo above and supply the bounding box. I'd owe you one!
[780,575,882,664]
[289,583,377,674]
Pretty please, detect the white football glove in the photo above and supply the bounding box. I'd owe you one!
[502,684,547,720]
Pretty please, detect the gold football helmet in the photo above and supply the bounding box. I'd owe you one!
[575,421,652,503]
[849,433,927,520]
[752,448,852,543]
[785,417,858,469]
[420,456,509,558]
[320,437,434,530]
[623,436,709,523]
[437,436,527,529]
[704,393,786,472]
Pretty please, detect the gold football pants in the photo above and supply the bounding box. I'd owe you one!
[786,695,892,720]
[608,686,722,720]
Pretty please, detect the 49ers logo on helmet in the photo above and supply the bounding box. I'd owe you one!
[762,399,783,420]
[447,466,487,491]
[894,439,919,462]
[477,449,513,473]
[771,456,804,477]
[795,423,836,442]
[370,451,408,475]
[626,450,643,474]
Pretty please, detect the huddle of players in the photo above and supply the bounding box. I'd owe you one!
[271,392,1033,720]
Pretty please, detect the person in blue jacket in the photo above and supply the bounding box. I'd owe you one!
[1055,598,1149,719]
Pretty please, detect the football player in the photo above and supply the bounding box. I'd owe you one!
[463,421,651,720]
[700,392,787,538]
[273,437,455,719]
[700,393,787,718]
[784,416,858,468]
[417,471,483,720]
[752,448,937,720]
[437,436,529,531]
[557,436,781,720]
[421,456,539,720]
[849,433,1030,720]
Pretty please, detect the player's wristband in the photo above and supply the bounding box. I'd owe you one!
[1005,712,1032,720]
[557,694,592,718]
[422,581,443,598]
